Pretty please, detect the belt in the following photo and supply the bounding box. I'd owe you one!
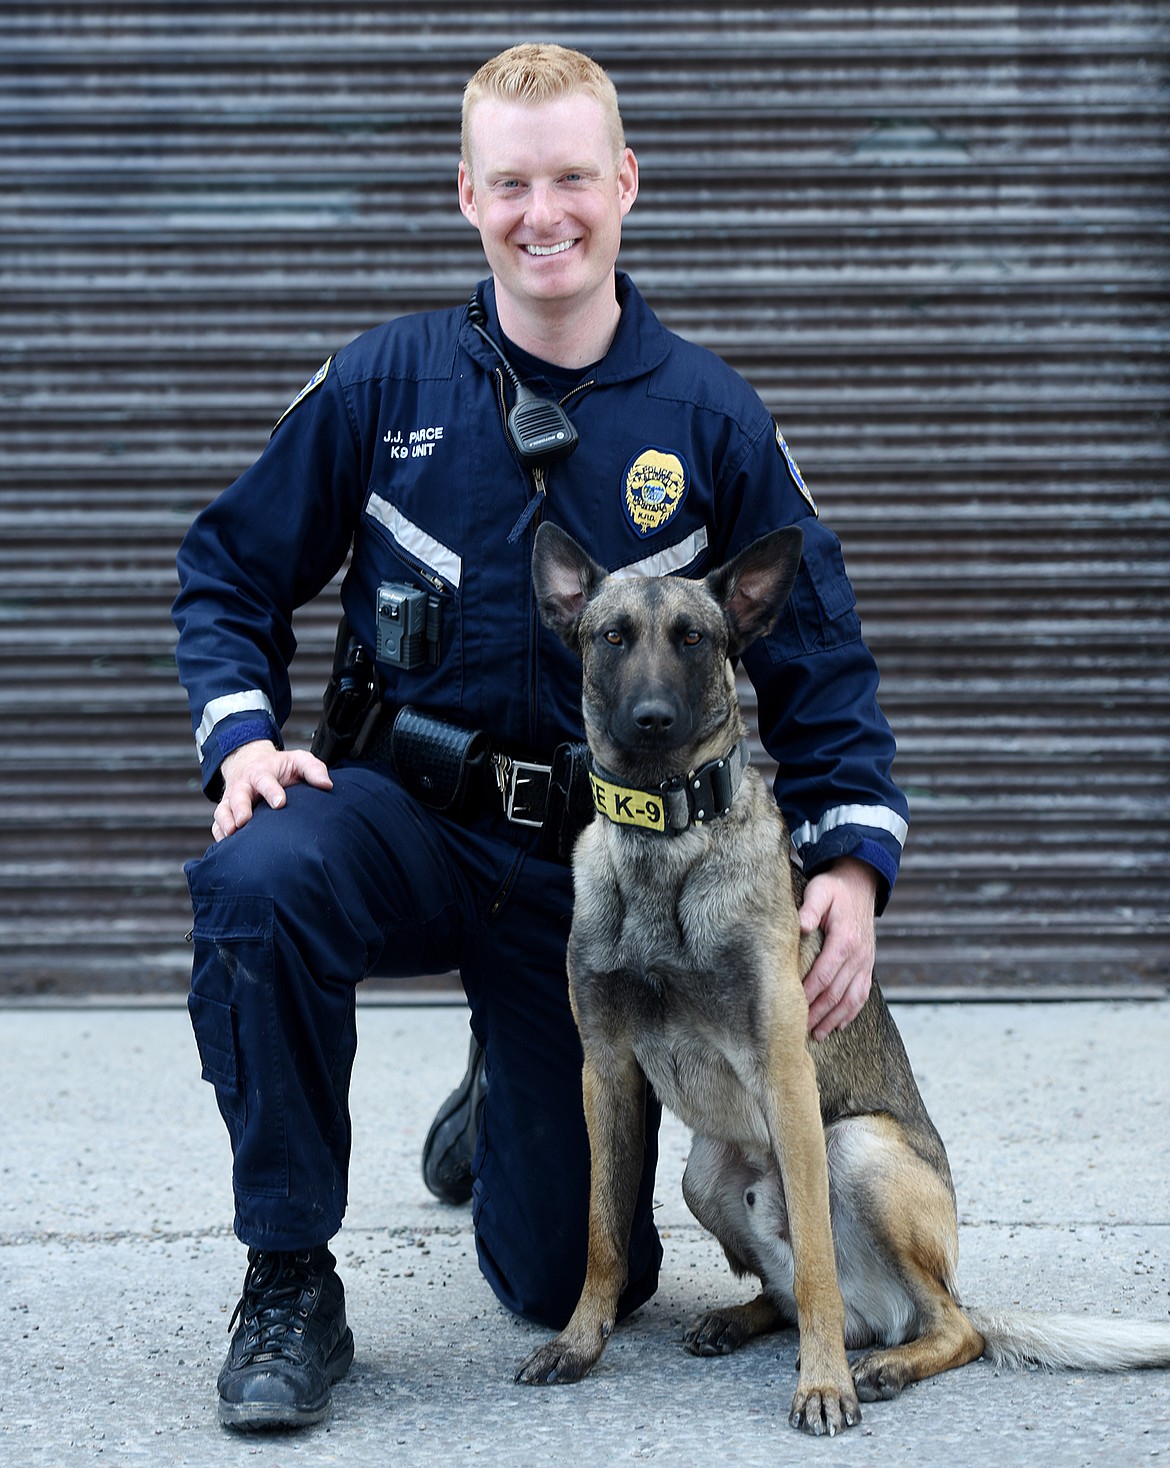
[358,704,593,860]
[494,744,597,855]
[493,753,555,827]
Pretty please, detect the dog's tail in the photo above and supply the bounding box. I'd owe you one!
[965,1306,1170,1372]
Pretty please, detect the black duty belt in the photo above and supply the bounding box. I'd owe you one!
[358,704,593,862]
[492,752,556,827]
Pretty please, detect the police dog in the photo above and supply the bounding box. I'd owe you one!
[517,522,1170,1435]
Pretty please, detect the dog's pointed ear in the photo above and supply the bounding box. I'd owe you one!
[532,522,607,652]
[706,526,804,658]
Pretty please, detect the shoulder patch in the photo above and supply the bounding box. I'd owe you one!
[623,446,689,537]
[775,423,816,515]
[273,356,332,432]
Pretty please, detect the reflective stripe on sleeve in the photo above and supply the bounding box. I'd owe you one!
[196,690,277,761]
[790,803,909,852]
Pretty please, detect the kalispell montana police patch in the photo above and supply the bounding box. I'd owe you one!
[623,447,689,536]
[775,423,817,514]
[273,356,332,431]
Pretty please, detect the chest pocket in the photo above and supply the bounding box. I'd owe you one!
[365,493,461,593]
[353,496,465,705]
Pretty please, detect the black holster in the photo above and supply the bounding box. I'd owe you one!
[310,619,381,765]
[539,740,594,863]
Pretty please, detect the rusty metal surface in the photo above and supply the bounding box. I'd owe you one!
[0,3,1167,992]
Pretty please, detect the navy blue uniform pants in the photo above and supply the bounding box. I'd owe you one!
[184,761,663,1328]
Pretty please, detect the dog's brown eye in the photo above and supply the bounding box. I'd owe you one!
[604,629,623,646]
[683,630,703,647]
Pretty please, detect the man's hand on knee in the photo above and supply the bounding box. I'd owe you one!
[212,740,334,842]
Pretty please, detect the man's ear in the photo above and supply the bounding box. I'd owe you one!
[531,523,607,652]
[705,526,804,658]
[457,160,479,227]
[617,147,639,218]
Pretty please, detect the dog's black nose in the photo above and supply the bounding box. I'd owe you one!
[632,699,676,734]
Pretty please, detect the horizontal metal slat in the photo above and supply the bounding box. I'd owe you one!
[0,0,1166,993]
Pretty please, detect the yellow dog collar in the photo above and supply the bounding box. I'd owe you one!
[587,739,749,835]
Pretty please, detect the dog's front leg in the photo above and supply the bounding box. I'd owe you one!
[515,1040,646,1385]
[760,1003,859,1436]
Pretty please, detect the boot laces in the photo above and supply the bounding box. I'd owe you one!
[228,1250,323,1363]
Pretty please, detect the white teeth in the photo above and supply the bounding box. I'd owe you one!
[525,240,577,256]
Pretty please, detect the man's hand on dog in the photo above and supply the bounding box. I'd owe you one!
[212,739,333,842]
[799,858,878,1040]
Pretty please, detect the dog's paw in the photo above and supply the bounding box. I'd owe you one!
[851,1348,910,1402]
[683,1308,753,1357]
[788,1384,861,1437]
[514,1334,602,1386]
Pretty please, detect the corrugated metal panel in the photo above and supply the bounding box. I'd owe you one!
[1,2,1167,993]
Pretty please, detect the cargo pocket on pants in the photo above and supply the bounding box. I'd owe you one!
[188,990,245,1149]
[186,890,289,1199]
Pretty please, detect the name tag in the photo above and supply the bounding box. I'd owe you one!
[589,773,665,832]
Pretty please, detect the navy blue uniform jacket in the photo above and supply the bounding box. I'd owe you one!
[173,274,909,906]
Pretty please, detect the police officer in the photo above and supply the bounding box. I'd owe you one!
[173,43,909,1431]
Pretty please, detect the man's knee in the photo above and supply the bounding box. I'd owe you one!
[186,792,326,908]
[474,1228,583,1329]
[472,1193,663,1330]
[184,784,384,986]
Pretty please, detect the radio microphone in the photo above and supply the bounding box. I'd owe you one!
[467,292,580,467]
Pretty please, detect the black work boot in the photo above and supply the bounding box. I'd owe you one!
[421,1033,486,1204]
[217,1245,354,1430]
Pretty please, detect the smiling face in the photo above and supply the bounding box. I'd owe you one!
[458,92,638,355]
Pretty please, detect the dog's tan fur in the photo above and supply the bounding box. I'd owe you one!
[516,523,1170,1434]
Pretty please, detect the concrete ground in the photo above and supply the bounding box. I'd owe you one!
[1,995,1168,1468]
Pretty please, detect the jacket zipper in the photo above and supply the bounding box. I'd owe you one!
[523,384,595,747]
[560,378,595,407]
[393,543,452,596]
[490,367,597,749]
[527,466,547,744]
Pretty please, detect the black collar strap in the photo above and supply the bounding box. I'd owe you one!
[588,738,750,835]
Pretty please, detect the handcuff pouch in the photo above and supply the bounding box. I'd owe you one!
[387,705,490,815]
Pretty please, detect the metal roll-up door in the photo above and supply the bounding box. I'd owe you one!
[0,3,1166,994]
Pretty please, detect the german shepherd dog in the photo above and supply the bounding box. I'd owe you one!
[517,522,1170,1435]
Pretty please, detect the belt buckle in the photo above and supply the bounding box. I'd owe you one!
[495,755,553,827]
